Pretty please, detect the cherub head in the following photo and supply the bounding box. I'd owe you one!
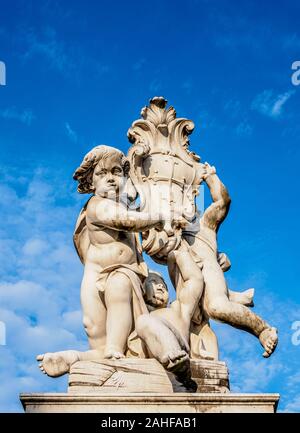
[73,145,130,199]
[144,271,169,309]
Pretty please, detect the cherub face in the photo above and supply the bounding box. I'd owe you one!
[144,273,169,308]
[92,155,125,199]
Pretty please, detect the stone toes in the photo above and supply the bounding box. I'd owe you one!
[161,355,169,365]
[168,351,187,363]
[110,352,125,360]
[36,354,44,361]
[168,352,177,362]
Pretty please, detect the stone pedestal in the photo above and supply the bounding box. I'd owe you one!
[68,359,173,394]
[20,358,279,412]
[171,359,230,393]
[20,393,279,413]
[66,358,230,394]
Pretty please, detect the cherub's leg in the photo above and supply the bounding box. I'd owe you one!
[228,288,255,307]
[136,314,197,392]
[37,267,107,377]
[104,272,133,359]
[202,257,278,357]
[172,249,204,323]
[136,314,188,367]
[81,266,107,352]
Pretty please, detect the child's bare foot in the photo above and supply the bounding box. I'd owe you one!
[104,348,125,360]
[161,349,189,370]
[165,352,197,392]
[229,288,255,307]
[259,327,278,357]
[36,350,80,377]
[243,288,255,307]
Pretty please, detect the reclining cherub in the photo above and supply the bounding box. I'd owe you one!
[136,263,256,386]
[136,250,203,391]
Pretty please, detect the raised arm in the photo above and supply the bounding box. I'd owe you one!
[202,163,231,232]
[87,196,165,232]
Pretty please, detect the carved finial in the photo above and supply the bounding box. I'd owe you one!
[149,96,168,109]
[140,96,176,126]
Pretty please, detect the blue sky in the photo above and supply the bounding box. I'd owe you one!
[0,0,300,412]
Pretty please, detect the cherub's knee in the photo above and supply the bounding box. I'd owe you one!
[105,275,132,304]
[205,298,228,321]
[83,316,101,339]
[136,314,152,336]
[189,275,204,291]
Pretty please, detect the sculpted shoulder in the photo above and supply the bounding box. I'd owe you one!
[86,195,106,222]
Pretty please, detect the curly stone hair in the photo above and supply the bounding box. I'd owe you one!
[73,145,130,194]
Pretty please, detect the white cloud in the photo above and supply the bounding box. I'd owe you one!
[224,98,242,118]
[22,238,49,256]
[282,33,300,50]
[251,90,295,119]
[65,122,78,143]
[22,27,68,73]
[132,58,146,71]
[0,107,35,125]
[287,371,300,389]
[149,79,162,93]
[235,120,253,137]
[211,287,300,410]
[0,168,87,411]
[281,395,300,413]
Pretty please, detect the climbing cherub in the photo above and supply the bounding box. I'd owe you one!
[182,162,278,358]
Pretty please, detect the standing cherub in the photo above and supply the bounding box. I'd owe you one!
[74,144,185,360]
[37,145,176,376]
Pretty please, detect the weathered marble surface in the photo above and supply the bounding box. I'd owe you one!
[28,97,279,412]
[68,359,173,394]
[20,393,279,413]
[66,359,229,394]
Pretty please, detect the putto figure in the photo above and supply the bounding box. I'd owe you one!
[183,162,278,358]
[37,145,183,376]
[36,97,278,389]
